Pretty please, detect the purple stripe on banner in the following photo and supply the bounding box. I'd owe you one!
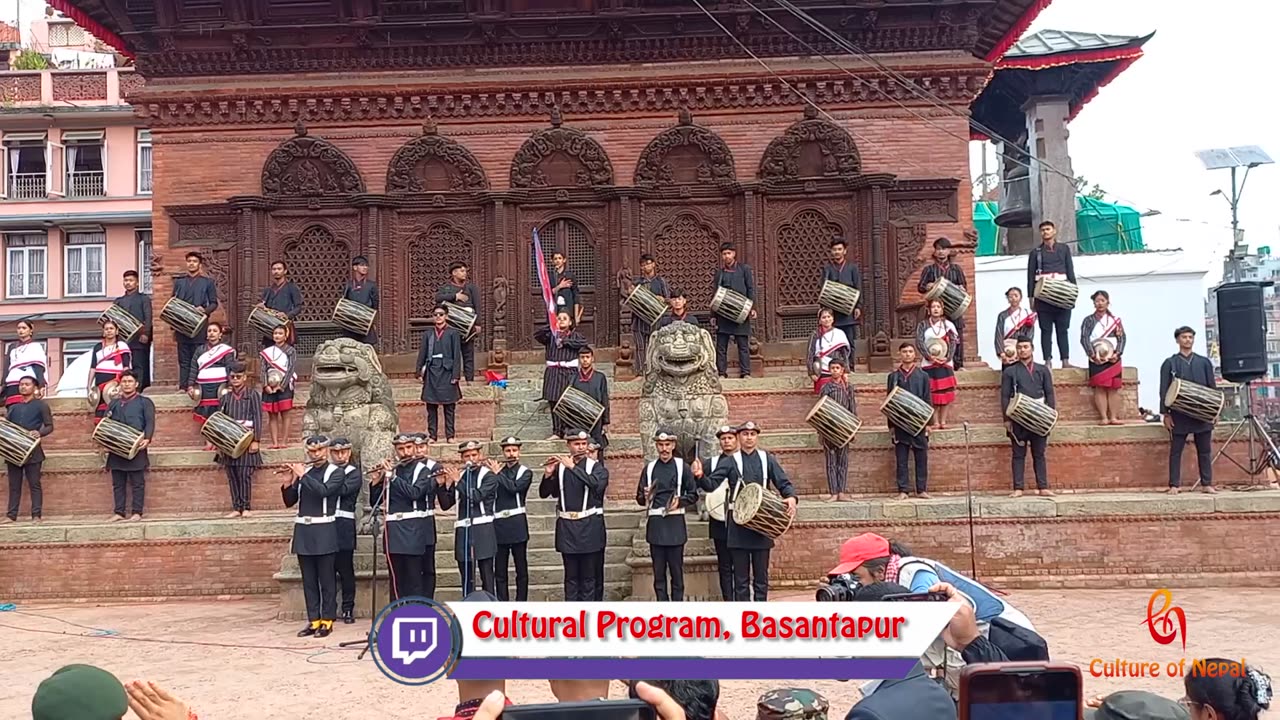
[451,657,918,681]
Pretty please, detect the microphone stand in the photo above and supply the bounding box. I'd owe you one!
[462,461,475,596]
[340,460,388,658]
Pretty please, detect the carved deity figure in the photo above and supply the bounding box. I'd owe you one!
[637,321,730,462]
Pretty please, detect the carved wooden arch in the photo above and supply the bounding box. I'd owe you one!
[651,210,725,310]
[757,114,862,182]
[279,222,354,324]
[510,108,614,189]
[261,124,365,197]
[634,109,736,187]
[406,220,474,319]
[386,122,489,193]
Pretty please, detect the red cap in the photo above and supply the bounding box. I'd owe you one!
[827,533,890,576]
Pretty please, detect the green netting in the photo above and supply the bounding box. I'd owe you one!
[972,198,1145,255]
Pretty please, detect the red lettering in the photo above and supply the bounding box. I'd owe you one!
[596,610,617,638]
[742,611,760,638]
[858,617,873,637]
[473,610,493,640]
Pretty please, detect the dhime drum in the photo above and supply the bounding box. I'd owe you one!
[704,479,729,522]
[442,302,478,341]
[201,411,255,459]
[805,395,863,449]
[553,386,605,431]
[1164,379,1224,425]
[817,280,861,317]
[1033,277,1079,310]
[160,297,205,339]
[710,287,752,324]
[0,417,40,466]
[248,307,290,338]
[99,304,144,343]
[625,284,670,328]
[732,483,792,540]
[1005,394,1059,437]
[332,298,377,336]
[93,418,145,459]
[923,277,972,321]
[880,386,935,437]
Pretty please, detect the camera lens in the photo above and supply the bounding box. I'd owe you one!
[815,585,837,602]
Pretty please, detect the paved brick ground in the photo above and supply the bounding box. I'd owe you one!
[0,589,1272,719]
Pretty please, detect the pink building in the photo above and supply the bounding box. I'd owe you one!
[0,67,150,385]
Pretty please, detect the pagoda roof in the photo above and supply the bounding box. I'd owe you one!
[970,28,1154,142]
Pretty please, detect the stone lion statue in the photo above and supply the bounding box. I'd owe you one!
[301,338,399,532]
[637,321,729,462]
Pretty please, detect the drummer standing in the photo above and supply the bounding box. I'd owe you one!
[570,346,610,462]
[216,362,262,519]
[492,437,533,602]
[434,262,482,383]
[713,243,757,379]
[534,311,589,440]
[821,237,863,343]
[439,440,498,596]
[539,430,609,602]
[90,320,132,418]
[114,270,153,390]
[329,438,361,624]
[4,376,52,523]
[1001,338,1056,497]
[258,260,303,347]
[282,436,344,638]
[415,304,464,443]
[630,254,669,376]
[1159,326,1218,495]
[654,288,700,330]
[692,425,738,601]
[916,238,968,370]
[105,371,155,521]
[172,252,218,392]
[1026,221,1077,368]
[887,343,932,500]
[636,431,697,601]
[341,256,379,346]
[818,356,856,502]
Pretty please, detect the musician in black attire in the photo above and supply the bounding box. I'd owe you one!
[215,362,261,518]
[329,438,360,623]
[258,260,303,346]
[821,237,863,343]
[654,288,700,331]
[569,346,610,462]
[439,440,499,596]
[693,425,738,601]
[341,256,379,345]
[549,251,581,326]
[282,436,348,638]
[712,243,757,379]
[636,431,698,601]
[916,237,968,370]
[434,261,482,383]
[706,421,797,601]
[104,372,155,522]
[4,376,52,523]
[114,270,153,390]
[1026,221,1078,367]
[887,343,932,499]
[171,252,218,391]
[630,254,669,376]
[416,304,464,442]
[535,311,589,440]
[1001,338,1056,497]
[491,436,533,601]
[1159,326,1218,495]
[373,434,439,601]
[539,430,610,601]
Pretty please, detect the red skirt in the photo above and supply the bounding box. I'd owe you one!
[1088,359,1123,390]
[924,364,957,406]
[262,386,294,413]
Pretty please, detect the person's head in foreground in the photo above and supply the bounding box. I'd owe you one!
[827,533,913,587]
[1087,691,1190,720]
[1183,659,1272,720]
[630,679,719,720]
[32,665,127,720]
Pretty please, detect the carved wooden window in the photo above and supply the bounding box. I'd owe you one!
[408,222,472,321]
[777,209,842,308]
[653,213,721,312]
[284,225,349,325]
[530,218,594,290]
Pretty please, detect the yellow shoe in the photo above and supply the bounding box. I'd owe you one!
[316,620,334,638]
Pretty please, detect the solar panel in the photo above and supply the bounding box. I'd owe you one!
[1228,146,1274,166]
[1196,146,1274,169]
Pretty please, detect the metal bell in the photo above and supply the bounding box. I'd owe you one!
[995,164,1033,228]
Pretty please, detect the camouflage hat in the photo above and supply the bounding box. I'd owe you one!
[757,688,829,720]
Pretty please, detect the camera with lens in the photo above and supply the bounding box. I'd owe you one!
[815,573,861,602]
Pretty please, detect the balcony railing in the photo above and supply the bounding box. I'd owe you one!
[7,173,47,199]
[67,170,105,197]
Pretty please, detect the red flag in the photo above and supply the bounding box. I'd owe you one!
[533,227,558,328]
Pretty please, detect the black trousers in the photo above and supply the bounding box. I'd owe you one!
[952,317,966,371]
[712,537,735,601]
[388,552,437,600]
[111,469,146,516]
[1034,302,1072,363]
[224,466,254,512]
[129,343,151,390]
[458,558,496,596]
[1170,432,1213,487]
[650,544,686,601]
[5,461,42,519]
[335,549,356,612]
[426,403,457,440]
[495,541,529,601]
[894,443,929,493]
[461,339,476,383]
[177,340,200,389]
[299,553,337,622]
[562,550,604,602]
[731,548,771,602]
[1011,436,1049,490]
[715,333,751,377]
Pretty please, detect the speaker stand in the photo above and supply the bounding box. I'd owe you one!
[1211,383,1280,477]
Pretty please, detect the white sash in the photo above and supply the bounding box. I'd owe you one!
[558,457,597,514]
[1089,313,1122,344]
[6,341,47,384]
[644,457,685,515]
[730,449,768,500]
[1002,308,1036,340]
[813,328,850,373]
[94,341,130,374]
[259,345,294,384]
[196,343,234,383]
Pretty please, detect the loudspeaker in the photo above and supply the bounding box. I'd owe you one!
[1216,282,1268,383]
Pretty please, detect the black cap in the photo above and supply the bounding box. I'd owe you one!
[458,440,483,453]
[715,425,737,438]
[500,436,523,448]
[566,430,590,441]
[304,436,331,449]
[653,430,678,442]
[393,433,414,446]
[329,438,352,451]
[736,421,761,434]
[414,434,430,446]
